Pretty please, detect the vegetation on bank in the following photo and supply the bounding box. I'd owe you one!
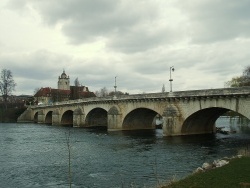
[0,107,26,123]
[225,66,250,87]
[161,156,250,188]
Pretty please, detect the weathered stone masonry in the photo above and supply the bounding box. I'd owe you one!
[18,87,250,136]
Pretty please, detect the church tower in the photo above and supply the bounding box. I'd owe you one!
[58,70,70,90]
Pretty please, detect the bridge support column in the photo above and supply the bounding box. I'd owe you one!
[107,106,123,131]
[73,108,85,127]
[108,114,123,130]
[37,110,45,124]
[52,110,61,126]
[162,116,183,136]
[162,105,183,136]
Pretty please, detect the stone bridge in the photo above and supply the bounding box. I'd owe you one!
[18,87,250,136]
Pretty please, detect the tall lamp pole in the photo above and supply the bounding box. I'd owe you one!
[169,66,175,92]
[114,76,117,96]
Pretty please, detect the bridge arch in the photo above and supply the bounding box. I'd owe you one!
[108,106,120,115]
[61,110,74,126]
[45,111,53,125]
[181,107,246,135]
[122,108,158,130]
[34,112,38,123]
[85,108,108,127]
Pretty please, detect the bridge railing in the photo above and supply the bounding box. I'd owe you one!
[32,86,250,108]
[170,86,250,97]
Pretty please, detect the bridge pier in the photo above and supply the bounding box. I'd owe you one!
[73,108,85,127]
[52,110,61,126]
[108,114,123,130]
[162,104,183,136]
[162,116,183,136]
[37,110,45,124]
[107,106,123,131]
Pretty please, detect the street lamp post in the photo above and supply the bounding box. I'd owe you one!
[169,66,175,92]
[114,76,117,96]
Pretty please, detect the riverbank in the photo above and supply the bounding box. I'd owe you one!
[0,107,26,122]
[161,156,250,188]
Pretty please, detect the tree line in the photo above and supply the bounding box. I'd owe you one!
[0,69,26,122]
[225,66,250,87]
[94,86,129,97]
[0,66,249,106]
[0,69,16,109]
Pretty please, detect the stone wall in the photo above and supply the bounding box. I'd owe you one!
[17,87,250,136]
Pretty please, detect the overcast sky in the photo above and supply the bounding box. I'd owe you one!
[0,0,249,95]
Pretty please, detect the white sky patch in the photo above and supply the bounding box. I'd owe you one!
[0,0,249,95]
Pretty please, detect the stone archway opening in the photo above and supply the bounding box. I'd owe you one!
[61,110,74,127]
[216,110,250,135]
[122,108,159,130]
[85,108,108,129]
[182,107,250,135]
[181,107,250,135]
[182,107,229,135]
[45,111,53,125]
[34,112,38,123]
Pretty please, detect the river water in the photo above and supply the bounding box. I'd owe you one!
[0,117,249,188]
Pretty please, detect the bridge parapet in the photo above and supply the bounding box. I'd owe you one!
[31,87,250,108]
[168,86,250,97]
[18,87,250,136]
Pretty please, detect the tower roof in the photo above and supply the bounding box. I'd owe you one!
[60,70,68,79]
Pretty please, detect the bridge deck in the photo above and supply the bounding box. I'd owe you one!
[33,87,250,108]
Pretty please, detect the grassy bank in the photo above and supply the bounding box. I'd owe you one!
[162,157,250,188]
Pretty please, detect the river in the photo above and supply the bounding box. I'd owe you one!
[0,117,249,188]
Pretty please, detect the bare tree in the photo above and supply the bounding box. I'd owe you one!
[0,69,16,109]
[34,87,40,95]
[108,91,129,96]
[95,87,109,97]
[100,87,109,97]
[74,77,80,87]
[225,66,250,87]
[243,66,250,76]
[162,84,165,93]
[94,90,100,97]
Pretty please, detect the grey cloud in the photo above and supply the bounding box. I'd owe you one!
[4,0,250,95]
[5,0,27,10]
[0,50,76,94]
[29,0,141,35]
[9,0,177,53]
[34,0,119,25]
[8,0,250,48]
[123,46,207,75]
[178,0,250,43]
[108,26,178,53]
[0,50,72,81]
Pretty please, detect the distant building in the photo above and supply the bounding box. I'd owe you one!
[34,70,95,104]
[58,70,70,90]
[34,87,71,104]
[70,85,96,100]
